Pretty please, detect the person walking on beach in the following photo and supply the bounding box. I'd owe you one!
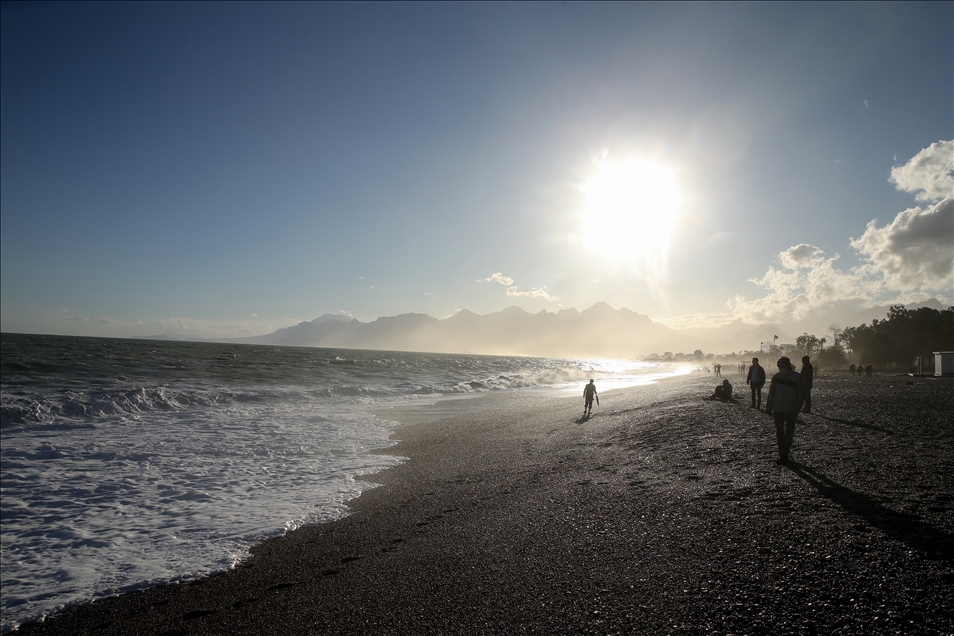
[746,357,766,410]
[800,355,814,414]
[583,379,598,416]
[766,356,804,464]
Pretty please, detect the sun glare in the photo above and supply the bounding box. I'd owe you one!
[579,158,681,265]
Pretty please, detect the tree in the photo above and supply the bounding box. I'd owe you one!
[816,341,848,368]
[841,305,954,367]
[795,333,826,358]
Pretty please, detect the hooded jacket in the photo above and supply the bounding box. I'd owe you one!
[767,368,805,414]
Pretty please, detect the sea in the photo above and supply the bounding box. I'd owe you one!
[0,333,687,632]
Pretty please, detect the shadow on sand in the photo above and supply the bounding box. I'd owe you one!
[577,413,593,424]
[814,414,895,435]
[785,461,952,562]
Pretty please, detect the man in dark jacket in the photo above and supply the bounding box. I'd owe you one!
[746,357,766,410]
[800,355,814,414]
[767,356,805,463]
[583,379,598,416]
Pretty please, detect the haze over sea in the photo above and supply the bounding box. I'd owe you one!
[0,334,686,632]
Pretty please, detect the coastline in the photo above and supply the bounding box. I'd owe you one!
[17,372,954,635]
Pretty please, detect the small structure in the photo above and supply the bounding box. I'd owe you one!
[934,352,954,377]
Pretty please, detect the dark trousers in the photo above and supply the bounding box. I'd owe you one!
[750,384,763,408]
[773,412,797,459]
[803,390,812,413]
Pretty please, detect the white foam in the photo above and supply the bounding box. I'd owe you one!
[0,402,404,633]
[0,341,682,633]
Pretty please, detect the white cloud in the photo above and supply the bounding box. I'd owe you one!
[478,272,514,285]
[778,244,825,269]
[889,140,953,203]
[726,249,871,324]
[480,271,558,301]
[506,286,560,301]
[718,141,954,326]
[851,198,954,293]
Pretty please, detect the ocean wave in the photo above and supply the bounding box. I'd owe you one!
[0,386,250,427]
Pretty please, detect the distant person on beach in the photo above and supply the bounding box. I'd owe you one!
[800,356,814,414]
[746,357,766,410]
[583,379,598,416]
[767,356,804,464]
[708,379,733,401]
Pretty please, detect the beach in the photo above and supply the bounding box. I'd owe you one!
[18,371,954,635]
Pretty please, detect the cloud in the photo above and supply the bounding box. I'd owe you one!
[778,244,825,269]
[719,140,954,326]
[478,272,514,285]
[479,271,559,301]
[506,286,560,301]
[726,249,870,324]
[851,198,954,293]
[889,140,953,203]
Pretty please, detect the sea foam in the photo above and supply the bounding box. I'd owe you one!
[0,334,674,632]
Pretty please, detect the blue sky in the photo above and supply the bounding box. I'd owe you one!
[2,2,951,339]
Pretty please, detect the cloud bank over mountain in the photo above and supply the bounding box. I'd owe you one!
[712,139,953,333]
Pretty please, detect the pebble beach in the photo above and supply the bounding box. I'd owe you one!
[18,371,954,635]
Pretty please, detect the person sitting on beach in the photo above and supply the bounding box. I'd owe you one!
[708,379,733,401]
[583,379,598,416]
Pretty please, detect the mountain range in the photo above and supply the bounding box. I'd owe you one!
[199,298,947,359]
[224,303,704,358]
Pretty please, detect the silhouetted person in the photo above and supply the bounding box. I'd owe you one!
[747,357,766,410]
[708,379,733,401]
[849,363,856,376]
[800,355,814,414]
[865,363,873,377]
[583,379,598,416]
[767,356,804,463]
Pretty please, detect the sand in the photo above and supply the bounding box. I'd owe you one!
[17,372,954,635]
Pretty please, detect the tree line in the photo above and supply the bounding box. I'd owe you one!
[803,305,953,370]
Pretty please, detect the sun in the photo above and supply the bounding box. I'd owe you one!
[578,157,681,265]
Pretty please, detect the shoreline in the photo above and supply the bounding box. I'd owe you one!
[17,373,954,635]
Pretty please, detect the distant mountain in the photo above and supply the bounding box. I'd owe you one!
[237,313,357,347]
[713,323,791,355]
[221,304,702,359]
[668,319,791,353]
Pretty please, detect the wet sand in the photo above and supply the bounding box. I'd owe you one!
[18,372,954,635]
